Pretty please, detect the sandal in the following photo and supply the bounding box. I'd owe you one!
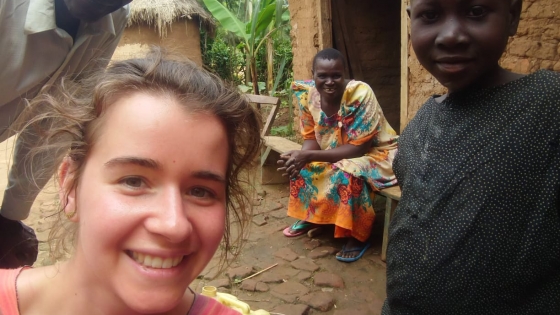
[283,220,313,237]
[336,242,371,263]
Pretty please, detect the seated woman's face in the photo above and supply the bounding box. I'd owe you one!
[313,58,346,101]
[65,92,229,312]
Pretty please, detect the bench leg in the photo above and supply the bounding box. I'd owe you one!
[381,197,398,262]
[261,150,290,185]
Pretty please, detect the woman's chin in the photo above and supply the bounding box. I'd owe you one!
[124,291,187,314]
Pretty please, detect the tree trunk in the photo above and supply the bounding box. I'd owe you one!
[266,36,274,95]
[250,57,259,96]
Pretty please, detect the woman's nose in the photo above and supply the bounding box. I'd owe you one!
[435,18,469,48]
[145,187,192,243]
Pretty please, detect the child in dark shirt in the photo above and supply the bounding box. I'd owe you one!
[383,0,560,314]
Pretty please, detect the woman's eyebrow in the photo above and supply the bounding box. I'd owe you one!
[192,170,227,183]
[104,157,162,170]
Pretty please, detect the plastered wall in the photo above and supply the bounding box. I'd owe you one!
[112,20,203,65]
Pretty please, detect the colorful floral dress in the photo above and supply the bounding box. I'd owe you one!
[289,80,398,242]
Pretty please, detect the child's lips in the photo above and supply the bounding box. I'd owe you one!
[435,57,473,73]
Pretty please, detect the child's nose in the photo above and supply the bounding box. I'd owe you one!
[435,18,469,48]
[145,187,192,243]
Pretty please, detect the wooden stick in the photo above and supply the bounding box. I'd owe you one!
[236,263,278,283]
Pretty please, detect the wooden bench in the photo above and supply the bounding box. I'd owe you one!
[378,185,401,262]
[261,136,301,184]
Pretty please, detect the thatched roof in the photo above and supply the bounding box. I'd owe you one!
[128,0,213,37]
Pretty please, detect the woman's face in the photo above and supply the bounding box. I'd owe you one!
[313,58,346,102]
[64,92,228,313]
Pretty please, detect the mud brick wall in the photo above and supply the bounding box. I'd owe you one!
[288,0,321,81]
[406,0,560,126]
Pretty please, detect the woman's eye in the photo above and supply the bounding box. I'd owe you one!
[189,187,215,199]
[468,6,487,17]
[121,177,144,188]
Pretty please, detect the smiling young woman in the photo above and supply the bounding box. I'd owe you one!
[0,48,262,315]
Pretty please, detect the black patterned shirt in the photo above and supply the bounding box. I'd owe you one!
[383,70,560,315]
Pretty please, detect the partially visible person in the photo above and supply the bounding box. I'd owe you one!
[279,48,398,263]
[0,49,262,315]
[383,0,560,314]
[0,0,131,268]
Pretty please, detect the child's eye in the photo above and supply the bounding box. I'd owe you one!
[468,6,487,17]
[188,187,215,199]
[120,176,145,189]
[420,11,439,21]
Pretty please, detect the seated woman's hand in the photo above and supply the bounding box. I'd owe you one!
[277,150,309,179]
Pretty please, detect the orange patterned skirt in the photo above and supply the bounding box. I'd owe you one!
[287,162,376,242]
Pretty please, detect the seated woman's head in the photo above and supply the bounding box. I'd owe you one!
[311,48,348,102]
[19,48,262,312]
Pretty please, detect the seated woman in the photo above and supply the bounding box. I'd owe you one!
[0,49,262,315]
[279,48,398,263]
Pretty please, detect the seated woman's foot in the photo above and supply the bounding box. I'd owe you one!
[336,238,371,263]
[283,220,318,237]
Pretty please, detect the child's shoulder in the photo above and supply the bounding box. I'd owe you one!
[518,70,560,92]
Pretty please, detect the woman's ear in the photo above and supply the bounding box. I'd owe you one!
[58,156,78,222]
[508,0,523,36]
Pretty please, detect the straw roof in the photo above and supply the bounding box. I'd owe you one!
[128,0,213,37]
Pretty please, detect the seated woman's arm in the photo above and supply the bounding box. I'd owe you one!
[278,141,372,178]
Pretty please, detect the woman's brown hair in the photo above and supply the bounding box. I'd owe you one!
[16,47,263,267]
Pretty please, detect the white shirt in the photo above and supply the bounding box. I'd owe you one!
[0,0,128,141]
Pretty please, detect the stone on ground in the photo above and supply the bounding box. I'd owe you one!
[226,265,254,280]
[274,247,299,261]
[308,246,338,259]
[291,258,320,272]
[272,304,310,315]
[271,281,310,303]
[314,272,345,288]
[300,292,335,312]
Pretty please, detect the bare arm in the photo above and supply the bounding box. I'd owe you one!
[278,140,371,178]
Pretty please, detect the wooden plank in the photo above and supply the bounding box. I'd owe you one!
[381,197,399,262]
[264,136,301,154]
[245,94,281,137]
[317,0,332,49]
[400,0,409,133]
[378,185,402,201]
[260,149,289,185]
[261,104,279,138]
[260,146,272,167]
[246,94,280,105]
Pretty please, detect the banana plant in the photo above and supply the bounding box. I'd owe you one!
[202,0,289,95]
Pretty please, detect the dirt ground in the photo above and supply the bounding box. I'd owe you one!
[0,136,388,315]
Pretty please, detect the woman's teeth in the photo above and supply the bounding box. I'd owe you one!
[130,251,183,269]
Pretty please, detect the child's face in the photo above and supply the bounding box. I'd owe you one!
[65,92,228,312]
[409,0,520,92]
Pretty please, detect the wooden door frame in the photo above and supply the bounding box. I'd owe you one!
[400,0,409,133]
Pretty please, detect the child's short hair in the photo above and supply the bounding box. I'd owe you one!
[17,47,262,266]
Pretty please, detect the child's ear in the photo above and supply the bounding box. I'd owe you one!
[58,156,78,222]
[508,0,523,36]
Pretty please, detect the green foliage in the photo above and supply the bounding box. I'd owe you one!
[270,125,291,137]
[201,30,245,85]
[202,0,292,96]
